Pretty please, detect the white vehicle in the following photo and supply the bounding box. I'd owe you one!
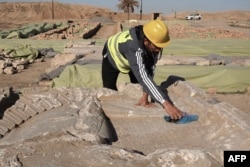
[185,13,202,20]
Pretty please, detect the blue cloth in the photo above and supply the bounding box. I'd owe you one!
[164,114,199,124]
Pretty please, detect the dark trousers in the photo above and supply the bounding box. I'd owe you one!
[102,55,138,91]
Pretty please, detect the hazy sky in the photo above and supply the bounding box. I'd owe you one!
[2,0,250,14]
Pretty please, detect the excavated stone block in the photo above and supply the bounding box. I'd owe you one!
[14,108,31,121]
[4,114,20,126]
[20,86,50,94]
[29,101,46,113]
[43,96,62,108]
[56,94,71,105]
[44,92,63,107]
[24,95,41,103]
[40,98,56,110]
[0,119,15,130]
[71,88,84,102]
[69,96,118,144]
[46,53,77,73]
[3,112,23,126]
[18,95,34,104]
[68,88,98,102]
[117,83,142,100]
[25,105,39,116]
[7,110,27,122]
[168,80,207,100]
[36,100,52,111]
[46,98,62,108]
[14,100,26,109]
[0,124,9,136]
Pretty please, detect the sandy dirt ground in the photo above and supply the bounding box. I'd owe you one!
[0,54,249,113]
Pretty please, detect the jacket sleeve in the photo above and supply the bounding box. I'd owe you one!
[125,47,167,104]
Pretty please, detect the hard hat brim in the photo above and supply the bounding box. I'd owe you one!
[153,39,170,48]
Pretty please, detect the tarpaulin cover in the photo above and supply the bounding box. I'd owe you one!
[52,64,103,88]
[52,64,250,93]
[5,45,39,60]
[0,22,67,39]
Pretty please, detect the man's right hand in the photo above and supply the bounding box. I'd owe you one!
[162,100,184,120]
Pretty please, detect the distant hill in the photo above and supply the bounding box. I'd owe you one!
[0,2,249,39]
[1,2,249,24]
[0,2,113,22]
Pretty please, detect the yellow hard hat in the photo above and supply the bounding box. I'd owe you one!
[143,19,170,48]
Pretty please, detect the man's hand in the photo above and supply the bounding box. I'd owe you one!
[162,101,184,120]
[135,92,156,108]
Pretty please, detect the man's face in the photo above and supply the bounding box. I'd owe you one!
[149,41,162,53]
[144,38,162,53]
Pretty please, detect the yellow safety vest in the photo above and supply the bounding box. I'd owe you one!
[107,30,132,73]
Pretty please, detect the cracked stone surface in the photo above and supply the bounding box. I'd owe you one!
[0,81,249,167]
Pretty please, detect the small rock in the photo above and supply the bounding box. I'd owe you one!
[3,66,16,74]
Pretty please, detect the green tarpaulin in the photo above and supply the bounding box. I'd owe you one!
[52,64,103,88]
[5,45,39,60]
[0,22,67,39]
[52,64,250,93]
[155,65,250,93]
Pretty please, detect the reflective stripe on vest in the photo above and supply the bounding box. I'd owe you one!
[108,30,132,73]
